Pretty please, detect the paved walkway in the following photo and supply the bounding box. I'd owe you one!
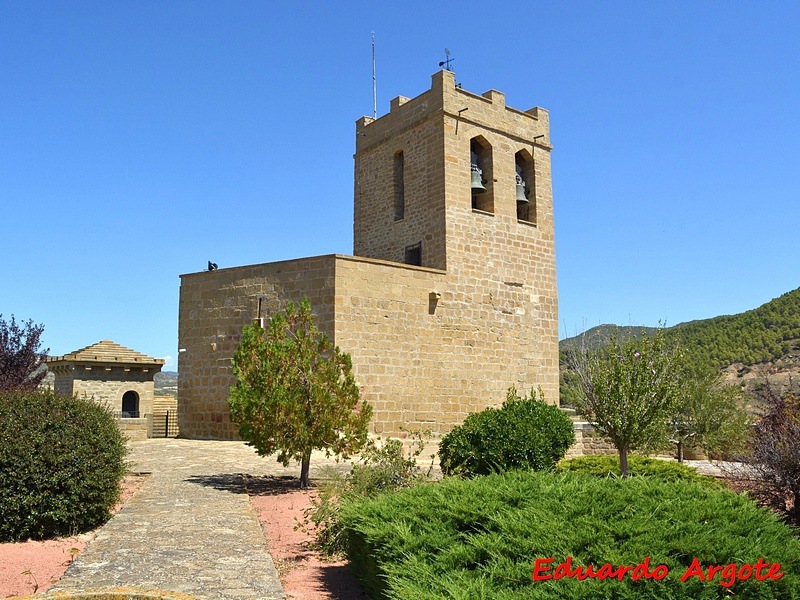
[49,439,350,600]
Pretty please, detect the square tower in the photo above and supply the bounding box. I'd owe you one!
[353,71,559,406]
[354,69,554,278]
[178,71,560,440]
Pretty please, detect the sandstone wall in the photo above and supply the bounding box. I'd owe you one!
[52,366,155,416]
[177,256,336,439]
[177,70,560,440]
[565,422,618,458]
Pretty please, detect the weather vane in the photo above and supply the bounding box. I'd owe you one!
[439,48,454,71]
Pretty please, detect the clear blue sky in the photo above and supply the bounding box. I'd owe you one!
[2,2,798,370]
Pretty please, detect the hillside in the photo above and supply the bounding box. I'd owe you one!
[672,287,800,367]
[154,371,177,397]
[560,287,800,398]
[560,325,660,353]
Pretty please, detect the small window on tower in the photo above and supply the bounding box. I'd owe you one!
[394,151,405,221]
[404,242,422,266]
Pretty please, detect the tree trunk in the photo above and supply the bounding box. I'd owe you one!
[619,448,629,479]
[299,451,312,489]
[677,440,684,463]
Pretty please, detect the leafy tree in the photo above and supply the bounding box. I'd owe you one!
[669,365,751,461]
[0,314,49,392]
[229,298,372,487]
[566,327,683,478]
[743,381,800,524]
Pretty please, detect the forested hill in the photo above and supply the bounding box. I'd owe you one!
[673,287,800,367]
[560,286,800,369]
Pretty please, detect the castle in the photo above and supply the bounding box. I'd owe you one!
[177,70,559,440]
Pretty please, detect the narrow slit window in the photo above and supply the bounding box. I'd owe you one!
[394,151,405,221]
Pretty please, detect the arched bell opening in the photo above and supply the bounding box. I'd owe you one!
[122,390,140,418]
[470,137,494,213]
[515,150,536,224]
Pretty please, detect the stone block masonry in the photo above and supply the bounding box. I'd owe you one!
[178,70,559,440]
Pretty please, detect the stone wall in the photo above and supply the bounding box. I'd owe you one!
[150,395,179,438]
[354,87,448,270]
[117,417,149,442]
[565,421,618,458]
[49,365,155,416]
[178,256,336,439]
[354,70,559,407]
[179,248,557,439]
[177,70,560,440]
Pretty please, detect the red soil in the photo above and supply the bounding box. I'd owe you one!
[247,475,368,600]
[0,474,149,598]
[0,474,366,599]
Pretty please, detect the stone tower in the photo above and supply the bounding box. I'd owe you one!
[349,69,558,403]
[177,70,558,439]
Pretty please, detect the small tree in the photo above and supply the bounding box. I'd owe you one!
[229,298,372,488]
[670,365,750,461]
[0,314,49,392]
[743,381,800,524]
[567,327,683,478]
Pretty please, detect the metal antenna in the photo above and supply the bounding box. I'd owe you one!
[372,31,377,119]
[438,48,454,71]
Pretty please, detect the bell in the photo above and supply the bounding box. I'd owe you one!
[516,174,529,203]
[471,164,486,194]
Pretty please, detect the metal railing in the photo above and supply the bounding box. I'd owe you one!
[113,411,142,419]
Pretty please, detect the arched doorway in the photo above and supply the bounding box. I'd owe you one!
[122,390,139,418]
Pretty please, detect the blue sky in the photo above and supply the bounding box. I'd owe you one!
[2,2,798,370]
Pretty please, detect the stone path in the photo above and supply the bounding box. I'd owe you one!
[49,439,350,600]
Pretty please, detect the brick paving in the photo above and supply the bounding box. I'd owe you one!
[48,439,349,600]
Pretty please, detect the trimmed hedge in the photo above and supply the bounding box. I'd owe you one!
[556,455,724,489]
[341,471,800,600]
[439,388,575,476]
[0,389,127,541]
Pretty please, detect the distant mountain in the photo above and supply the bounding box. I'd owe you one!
[155,371,178,397]
[560,325,660,353]
[672,287,800,368]
[560,287,800,398]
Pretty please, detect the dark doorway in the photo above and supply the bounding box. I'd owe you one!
[122,390,139,418]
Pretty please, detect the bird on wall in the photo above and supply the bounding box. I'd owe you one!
[208,261,218,271]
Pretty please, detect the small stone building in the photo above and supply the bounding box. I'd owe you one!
[178,70,559,440]
[46,340,167,440]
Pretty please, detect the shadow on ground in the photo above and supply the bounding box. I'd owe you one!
[245,475,305,496]
[318,564,370,599]
[187,473,311,497]
[184,473,249,494]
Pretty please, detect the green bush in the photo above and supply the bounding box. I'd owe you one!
[302,431,433,556]
[341,471,800,600]
[439,387,575,476]
[556,455,724,488]
[0,388,127,541]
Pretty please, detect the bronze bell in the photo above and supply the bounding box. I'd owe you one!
[471,164,486,194]
[515,174,529,204]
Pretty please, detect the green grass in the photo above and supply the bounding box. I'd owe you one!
[556,455,725,488]
[341,471,800,599]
